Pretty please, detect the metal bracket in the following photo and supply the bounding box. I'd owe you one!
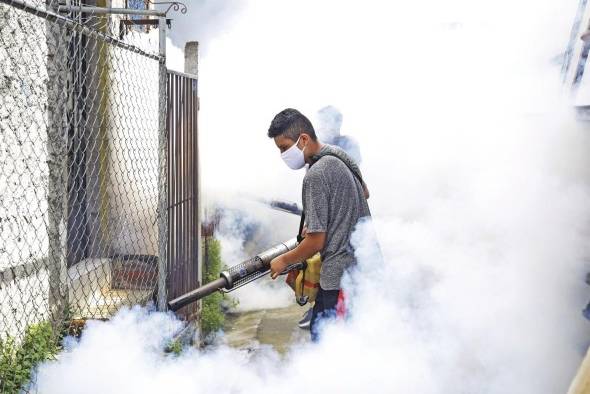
[147,1,187,15]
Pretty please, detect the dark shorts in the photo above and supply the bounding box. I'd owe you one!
[310,287,341,342]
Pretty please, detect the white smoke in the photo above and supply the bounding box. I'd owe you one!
[213,204,295,312]
[165,37,185,72]
[30,0,590,393]
[157,0,244,55]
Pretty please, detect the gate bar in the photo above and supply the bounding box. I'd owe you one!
[58,5,166,16]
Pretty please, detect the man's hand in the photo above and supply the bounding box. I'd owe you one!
[269,232,325,280]
[270,255,290,280]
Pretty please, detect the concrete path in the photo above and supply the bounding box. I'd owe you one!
[222,303,310,354]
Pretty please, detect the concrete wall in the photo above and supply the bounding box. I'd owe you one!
[0,3,50,272]
[0,3,53,338]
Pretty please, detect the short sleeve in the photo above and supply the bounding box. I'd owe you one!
[303,170,329,233]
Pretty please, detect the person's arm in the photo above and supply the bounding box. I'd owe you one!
[270,169,329,279]
[269,232,325,279]
[362,181,370,199]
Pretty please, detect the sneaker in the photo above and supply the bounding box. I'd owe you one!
[298,308,313,330]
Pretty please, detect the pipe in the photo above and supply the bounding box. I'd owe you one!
[57,5,166,16]
[168,277,227,311]
[167,238,298,311]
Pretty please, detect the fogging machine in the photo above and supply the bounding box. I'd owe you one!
[168,238,305,311]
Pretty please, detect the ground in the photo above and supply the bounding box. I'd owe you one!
[222,303,310,354]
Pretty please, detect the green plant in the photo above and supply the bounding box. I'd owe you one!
[201,237,226,337]
[0,322,59,393]
[59,303,81,339]
[166,339,183,355]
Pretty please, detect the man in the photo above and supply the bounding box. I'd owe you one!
[293,105,364,330]
[315,105,362,164]
[267,108,370,342]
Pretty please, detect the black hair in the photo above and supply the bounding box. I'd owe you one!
[267,108,317,141]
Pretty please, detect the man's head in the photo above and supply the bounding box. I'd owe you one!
[268,108,320,169]
[316,105,342,143]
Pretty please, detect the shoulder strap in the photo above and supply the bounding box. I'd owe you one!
[297,153,364,242]
[297,213,306,243]
[317,152,364,185]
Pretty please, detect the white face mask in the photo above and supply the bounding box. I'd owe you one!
[281,136,306,170]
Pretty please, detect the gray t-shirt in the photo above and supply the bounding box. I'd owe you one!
[302,144,371,290]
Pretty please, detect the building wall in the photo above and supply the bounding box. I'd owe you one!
[0,3,50,272]
[0,2,52,338]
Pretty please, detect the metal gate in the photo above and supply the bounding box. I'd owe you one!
[166,70,201,319]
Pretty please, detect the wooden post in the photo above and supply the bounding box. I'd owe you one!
[184,41,199,76]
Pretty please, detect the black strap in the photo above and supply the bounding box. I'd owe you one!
[297,213,306,243]
[297,153,365,243]
[319,153,364,185]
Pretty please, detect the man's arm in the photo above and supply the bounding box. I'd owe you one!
[363,181,370,199]
[270,232,325,279]
[270,169,328,279]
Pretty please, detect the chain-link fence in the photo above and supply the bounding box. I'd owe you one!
[0,0,169,343]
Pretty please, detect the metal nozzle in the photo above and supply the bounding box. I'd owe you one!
[167,277,228,311]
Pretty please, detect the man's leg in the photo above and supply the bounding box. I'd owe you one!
[310,287,340,342]
[298,305,313,329]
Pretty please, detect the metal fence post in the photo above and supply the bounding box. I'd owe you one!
[157,16,168,312]
[46,0,69,335]
[183,41,202,317]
